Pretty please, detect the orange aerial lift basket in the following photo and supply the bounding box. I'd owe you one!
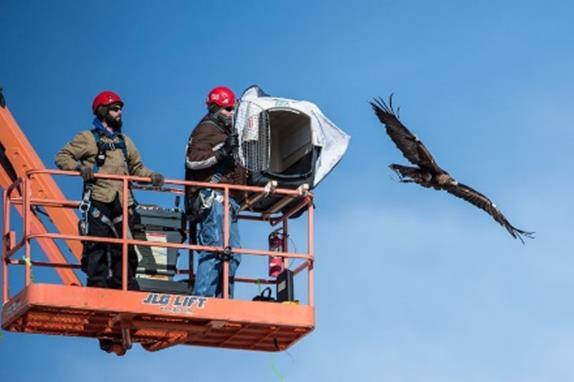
[0,96,315,354]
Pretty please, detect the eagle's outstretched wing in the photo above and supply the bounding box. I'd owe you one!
[370,95,444,174]
[445,182,535,243]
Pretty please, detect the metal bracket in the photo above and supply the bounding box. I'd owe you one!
[262,183,309,219]
[216,246,233,262]
[240,180,278,211]
[110,313,134,350]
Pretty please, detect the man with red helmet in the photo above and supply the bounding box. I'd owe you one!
[55,90,164,355]
[185,86,247,298]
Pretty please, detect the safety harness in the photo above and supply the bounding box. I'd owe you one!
[184,117,232,220]
[78,125,137,274]
[78,125,133,237]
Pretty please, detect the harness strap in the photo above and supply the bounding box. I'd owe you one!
[79,129,137,209]
[90,129,131,174]
[92,207,134,240]
[202,118,228,135]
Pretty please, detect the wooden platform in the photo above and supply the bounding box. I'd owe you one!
[1,284,314,352]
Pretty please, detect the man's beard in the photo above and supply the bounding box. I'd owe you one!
[104,113,122,130]
[214,110,232,127]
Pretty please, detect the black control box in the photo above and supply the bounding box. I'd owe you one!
[276,269,294,302]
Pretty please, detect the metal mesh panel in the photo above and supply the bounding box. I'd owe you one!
[233,100,270,172]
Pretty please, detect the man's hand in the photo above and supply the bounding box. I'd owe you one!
[77,165,94,182]
[215,133,239,161]
[150,172,165,187]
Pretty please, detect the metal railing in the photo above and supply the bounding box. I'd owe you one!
[2,169,314,305]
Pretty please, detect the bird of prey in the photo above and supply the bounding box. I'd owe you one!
[370,94,534,243]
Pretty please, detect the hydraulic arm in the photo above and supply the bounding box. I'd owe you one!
[0,91,81,285]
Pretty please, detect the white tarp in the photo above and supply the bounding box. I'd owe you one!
[234,85,351,188]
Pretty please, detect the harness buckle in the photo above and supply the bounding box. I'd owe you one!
[79,199,91,213]
[79,186,93,213]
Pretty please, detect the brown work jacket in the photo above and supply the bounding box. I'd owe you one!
[55,129,154,205]
[185,115,247,202]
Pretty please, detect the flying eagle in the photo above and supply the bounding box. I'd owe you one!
[371,95,534,243]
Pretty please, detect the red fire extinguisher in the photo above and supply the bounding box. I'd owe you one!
[268,229,284,278]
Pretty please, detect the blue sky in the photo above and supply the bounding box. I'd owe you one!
[1,0,574,381]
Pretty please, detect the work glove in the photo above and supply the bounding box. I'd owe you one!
[150,172,165,187]
[215,133,239,162]
[76,165,94,182]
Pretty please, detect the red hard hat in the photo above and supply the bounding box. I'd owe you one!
[206,86,236,108]
[92,90,124,114]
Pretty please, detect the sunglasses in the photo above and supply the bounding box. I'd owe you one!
[109,106,123,112]
[223,106,234,112]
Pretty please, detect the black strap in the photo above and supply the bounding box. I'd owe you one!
[202,117,228,135]
[252,287,275,302]
[80,129,137,208]
[90,129,131,173]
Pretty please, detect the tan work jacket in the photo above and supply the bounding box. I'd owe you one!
[55,129,153,205]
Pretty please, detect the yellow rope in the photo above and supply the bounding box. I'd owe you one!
[271,362,286,382]
[22,255,34,282]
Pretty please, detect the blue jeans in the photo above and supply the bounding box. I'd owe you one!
[193,189,241,297]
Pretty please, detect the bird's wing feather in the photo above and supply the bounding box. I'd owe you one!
[370,96,443,173]
[445,182,534,243]
[389,163,422,179]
